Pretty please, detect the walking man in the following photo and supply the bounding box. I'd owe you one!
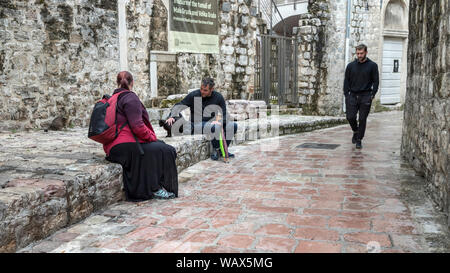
[344,44,379,149]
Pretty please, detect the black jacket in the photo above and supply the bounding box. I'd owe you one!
[170,89,228,125]
[343,58,379,97]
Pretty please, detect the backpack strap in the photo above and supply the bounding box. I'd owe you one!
[114,90,145,156]
[132,131,145,156]
[117,121,145,156]
[114,90,131,139]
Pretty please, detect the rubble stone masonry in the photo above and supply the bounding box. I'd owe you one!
[0,0,260,130]
[401,0,449,226]
[0,0,121,130]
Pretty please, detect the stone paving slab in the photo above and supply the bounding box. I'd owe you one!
[0,114,346,252]
[16,111,450,253]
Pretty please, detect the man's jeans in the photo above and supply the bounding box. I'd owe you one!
[191,121,238,149]
[345,92,372,140]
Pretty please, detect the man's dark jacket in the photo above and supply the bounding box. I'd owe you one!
[343,58,379,97]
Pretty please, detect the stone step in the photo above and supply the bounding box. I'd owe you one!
[0,115,346,252]
[271,107,303,116]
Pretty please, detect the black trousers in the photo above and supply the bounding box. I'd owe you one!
[106,140,178,202]
[345,92,373,141]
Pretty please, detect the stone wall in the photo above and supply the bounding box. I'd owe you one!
[126,0,154,104]
[0,0,261,130]
[349,0,381,62]
[296,2,327,115]
[0,0,120,130]
[174,0,260,100]
[401,0,449,226]
[138,0,261,104]
[316,0,347,116]
[297,0,345,115]
[149,0,166,51]
[176,53,221,94]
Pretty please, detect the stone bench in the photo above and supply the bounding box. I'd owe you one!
[146,100,269,123]
[0,114,346,252]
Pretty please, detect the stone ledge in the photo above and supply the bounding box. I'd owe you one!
[0,115,346,252]
[147,100,269,123]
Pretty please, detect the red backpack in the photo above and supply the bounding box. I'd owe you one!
[88,90,130,144]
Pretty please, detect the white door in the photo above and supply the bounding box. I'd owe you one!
[380,38,403,104]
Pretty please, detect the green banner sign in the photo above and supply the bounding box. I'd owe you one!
[169,0,219,54]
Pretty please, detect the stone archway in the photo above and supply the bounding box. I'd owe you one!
[273,14,302,37]
[379,0,409,105]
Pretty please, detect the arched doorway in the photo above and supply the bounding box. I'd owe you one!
[273,14,301,37]
[380,0,409,105]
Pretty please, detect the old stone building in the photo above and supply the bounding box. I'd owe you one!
[0,0,415,130]
[0,0,261,130]
[402,0,449,226]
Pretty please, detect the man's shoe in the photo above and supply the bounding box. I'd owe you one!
[211,149,219,161]
[352,132,358,144]
[227,152,235,158]
[153,188,175,199]
[356,140,362,149]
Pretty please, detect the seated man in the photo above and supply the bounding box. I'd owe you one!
[165,77,238,160]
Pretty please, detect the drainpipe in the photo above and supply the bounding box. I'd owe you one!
[118,0,129,71]
[270,0,273,34]
[345,0,352,68]
[343,0,352,113]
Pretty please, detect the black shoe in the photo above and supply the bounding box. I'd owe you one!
[356,140,362,149]
[352,132,358,144]
[153,188,175,199]
[211,149,219,161]
[227,152,235,158]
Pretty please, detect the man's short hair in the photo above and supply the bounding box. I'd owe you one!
[201,77,215,88]
[356,44,367,52]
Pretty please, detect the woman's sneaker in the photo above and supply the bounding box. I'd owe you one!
[153,188,175,199]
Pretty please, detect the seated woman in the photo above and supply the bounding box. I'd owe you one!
[104,71,178,201]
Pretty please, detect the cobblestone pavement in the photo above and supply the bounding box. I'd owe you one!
[18,111,450,253]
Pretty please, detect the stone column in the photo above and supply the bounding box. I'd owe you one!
[296,0,331,115]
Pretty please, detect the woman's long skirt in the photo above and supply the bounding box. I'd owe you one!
[106,140,178,202]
